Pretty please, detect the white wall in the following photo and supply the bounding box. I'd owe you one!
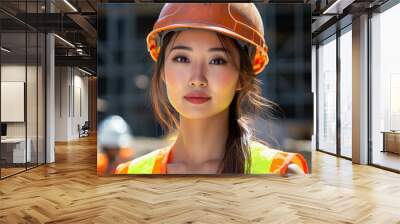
[72,73,89,138]
[1,65,32,137]
[55,67,89,141]
[55,67,69,141]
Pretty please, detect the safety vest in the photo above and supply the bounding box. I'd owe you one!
[115,141,308,175]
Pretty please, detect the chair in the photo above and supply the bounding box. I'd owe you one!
[78,121,90,138]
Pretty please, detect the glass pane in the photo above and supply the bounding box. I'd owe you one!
[26,0,39,169]
[1,30,27,177]
[317,36,337,154]
[27,30,38,169]
[371,4,400,171]
[339,29,352,158]
[38,32,45,165]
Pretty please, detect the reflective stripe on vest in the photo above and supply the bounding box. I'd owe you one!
[115,141,308,174]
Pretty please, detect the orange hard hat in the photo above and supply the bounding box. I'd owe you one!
[146,3,269,75]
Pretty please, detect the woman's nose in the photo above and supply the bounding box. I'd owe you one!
[189,80,207,87]
[189,62,208,88]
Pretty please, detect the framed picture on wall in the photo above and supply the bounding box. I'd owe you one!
[97,3,312,176]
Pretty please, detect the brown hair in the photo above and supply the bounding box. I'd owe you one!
[150,31,275,174]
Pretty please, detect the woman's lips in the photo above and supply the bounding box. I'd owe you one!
[184,96,211,104]
[184,92,211,104]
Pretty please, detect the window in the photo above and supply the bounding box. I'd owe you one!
[317,35,337,154]
[339,27,352,158]
[370,3,400,171]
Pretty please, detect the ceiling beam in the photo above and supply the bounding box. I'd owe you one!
[55,55,96,72]
[67,13,97,46]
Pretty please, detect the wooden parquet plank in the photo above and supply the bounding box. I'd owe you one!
[0,134,400,223]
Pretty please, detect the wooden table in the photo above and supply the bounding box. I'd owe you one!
[381,131,400,154]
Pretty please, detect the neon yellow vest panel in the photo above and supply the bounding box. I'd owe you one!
[115,141,308,174]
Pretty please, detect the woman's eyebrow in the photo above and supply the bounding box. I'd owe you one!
[171,45,192,51]
[208,47,228,53]
[170,45,228,53]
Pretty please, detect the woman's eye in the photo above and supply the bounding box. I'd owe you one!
[172,56,226,65]
[172,56,189,63]
[210,58,227,65]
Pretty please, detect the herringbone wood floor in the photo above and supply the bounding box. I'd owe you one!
[1,135,400,223]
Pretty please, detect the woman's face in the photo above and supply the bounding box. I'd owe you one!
[163,29,241,120]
